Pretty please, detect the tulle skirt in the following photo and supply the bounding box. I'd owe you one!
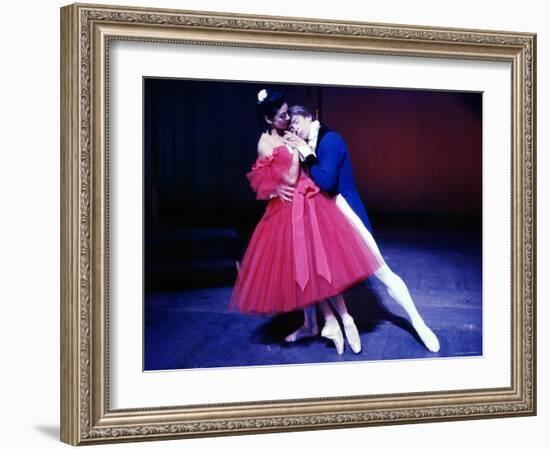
[229,177,383,314]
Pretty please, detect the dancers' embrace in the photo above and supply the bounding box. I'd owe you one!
[229,89,439,355]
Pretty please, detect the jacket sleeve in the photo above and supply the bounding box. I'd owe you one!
[308,132,345,193]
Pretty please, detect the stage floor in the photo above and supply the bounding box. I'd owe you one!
[144,220,482,370]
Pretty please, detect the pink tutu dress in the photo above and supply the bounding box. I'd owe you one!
[229,145,383,314]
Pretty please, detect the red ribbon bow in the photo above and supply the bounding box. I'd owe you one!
[291,177,332,291]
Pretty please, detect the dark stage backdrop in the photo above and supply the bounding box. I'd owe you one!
[322,87,482,216]
[145,79,257,230]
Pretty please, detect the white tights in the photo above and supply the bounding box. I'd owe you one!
[335,195,426,326]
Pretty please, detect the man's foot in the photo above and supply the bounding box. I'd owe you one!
[413,320,440,352]
[342,315,362,354]
[321,321,344,355]
[285,325,318,343]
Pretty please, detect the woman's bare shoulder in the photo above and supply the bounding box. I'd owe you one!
[257,133,276,158]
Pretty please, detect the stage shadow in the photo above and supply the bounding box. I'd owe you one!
[249,311,312,346]
[248,282,424,348]
[346,287,427,349]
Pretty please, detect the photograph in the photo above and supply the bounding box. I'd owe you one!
[143,79,482,370]
[59,3,536,444]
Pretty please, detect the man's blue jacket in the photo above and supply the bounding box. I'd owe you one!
[306,125,373,233]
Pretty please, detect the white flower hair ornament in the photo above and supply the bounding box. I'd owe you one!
[257,89,268,103]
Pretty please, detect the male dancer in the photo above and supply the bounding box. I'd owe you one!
[283,105,440,353]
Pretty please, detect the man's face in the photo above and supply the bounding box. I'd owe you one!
[289,114,312,140]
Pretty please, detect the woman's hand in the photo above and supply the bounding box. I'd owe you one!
[283,131,306,147]
[273,184,295,202]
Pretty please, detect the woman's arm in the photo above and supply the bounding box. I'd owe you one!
[281,148,299,186]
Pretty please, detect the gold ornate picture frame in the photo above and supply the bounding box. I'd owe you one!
[60,2,536,445]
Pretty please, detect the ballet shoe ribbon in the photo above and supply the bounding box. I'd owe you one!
[292,176,332,291]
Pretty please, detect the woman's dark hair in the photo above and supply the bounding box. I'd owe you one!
[255,89,286,133]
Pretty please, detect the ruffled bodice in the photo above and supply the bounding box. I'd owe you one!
[246,145,296,200]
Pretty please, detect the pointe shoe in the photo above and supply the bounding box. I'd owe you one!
[413,320,440,353]
[285,325,319,343]
[321,322,345,355]
[342,315,362,354]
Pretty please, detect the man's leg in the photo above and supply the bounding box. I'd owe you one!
[335,195,440,352]
[372,265,440,352]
